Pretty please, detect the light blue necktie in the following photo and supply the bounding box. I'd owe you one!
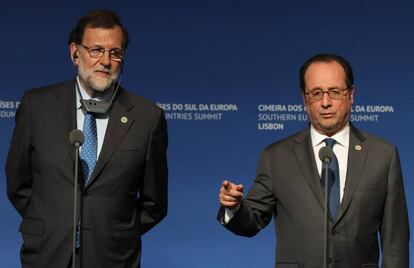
[321,138,340,220]
[80,112,97,185]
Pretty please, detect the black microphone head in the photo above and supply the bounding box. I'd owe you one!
[319,146,334,163]
[69,129,84,147]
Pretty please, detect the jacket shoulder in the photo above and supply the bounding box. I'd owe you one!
[120,89,163,115]
[263,128,309,153]
[25,80,75,96]
[355,128,397,152]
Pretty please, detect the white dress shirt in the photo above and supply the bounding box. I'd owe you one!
[75,76,112,158]
[310,124,350,202]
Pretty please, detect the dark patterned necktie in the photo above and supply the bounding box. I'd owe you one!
[321,138,340,220]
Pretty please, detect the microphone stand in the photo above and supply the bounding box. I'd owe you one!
[72,143,80,268]
[322,158,330,268]
[70,129,84,268]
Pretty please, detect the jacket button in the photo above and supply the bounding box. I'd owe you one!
[327,257,333,264]
[331,229,337,235]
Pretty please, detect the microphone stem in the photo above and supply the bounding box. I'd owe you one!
[323,159,329,268]
[73,145,80,268]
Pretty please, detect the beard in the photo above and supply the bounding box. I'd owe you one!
[77,57,120,93]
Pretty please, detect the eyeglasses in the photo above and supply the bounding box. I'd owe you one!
[78,44,124,62]
[304,87,349,103]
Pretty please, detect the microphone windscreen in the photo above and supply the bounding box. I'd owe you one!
[318,146,334,163]
[69,129,84,146]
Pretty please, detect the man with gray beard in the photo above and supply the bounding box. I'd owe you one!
[6,10,168,268]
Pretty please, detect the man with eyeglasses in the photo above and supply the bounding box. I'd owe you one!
[218,53,409,267]
[6,10,168,268]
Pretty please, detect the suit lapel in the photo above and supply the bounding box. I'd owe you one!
[54,80,77,162]
[293,128,326,211]
[86,89,135,187]
[334,125,367,223]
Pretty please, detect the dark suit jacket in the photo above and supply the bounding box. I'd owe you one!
[219,125,409,268]
[6,79,168,268]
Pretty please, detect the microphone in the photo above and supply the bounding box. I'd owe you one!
[69,129,84,268]
[319,146,334,164]
[78,73,123,116]
[318,145,334,268]
[69,129,84,147]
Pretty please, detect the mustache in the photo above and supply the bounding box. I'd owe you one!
[94,67,113,74]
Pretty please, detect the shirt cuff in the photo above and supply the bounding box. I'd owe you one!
[223,202,241,224]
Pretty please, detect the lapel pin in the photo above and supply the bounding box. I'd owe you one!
[355,145,362,151]
[121,116,128,124]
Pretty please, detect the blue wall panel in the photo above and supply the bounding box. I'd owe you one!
[1,1,412,267]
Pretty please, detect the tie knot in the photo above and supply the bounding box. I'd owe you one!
[324,138,336,149]
[84,112,95,119]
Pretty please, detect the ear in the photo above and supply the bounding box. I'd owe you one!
[349,86,355,104]
[69,43,79,65]
[301,91,309,113]
[301,91,307,105]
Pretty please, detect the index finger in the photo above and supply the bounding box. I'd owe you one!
[222,180,236,193]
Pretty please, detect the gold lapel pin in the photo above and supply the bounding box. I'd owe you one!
[355,145,362,151]
[121,116,128,124]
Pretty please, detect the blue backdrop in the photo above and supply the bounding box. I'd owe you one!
[1,1,413,267]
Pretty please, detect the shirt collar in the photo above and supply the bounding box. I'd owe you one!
[310,123,350,149]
